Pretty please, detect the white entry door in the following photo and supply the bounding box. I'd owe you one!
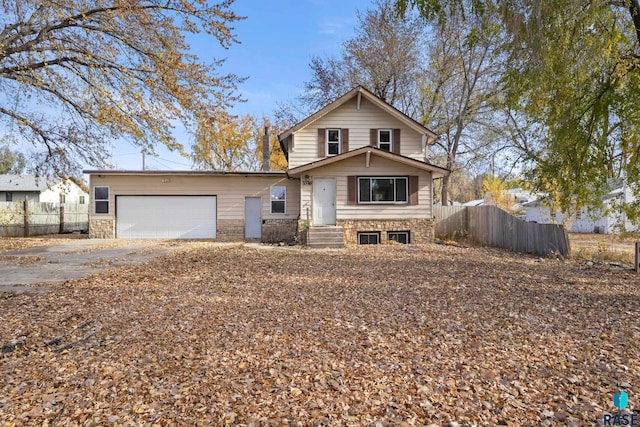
[244,197,262,239]
[313,178,336,225]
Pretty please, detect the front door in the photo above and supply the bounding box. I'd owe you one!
[313,178,336,225]
[245,197,262,239]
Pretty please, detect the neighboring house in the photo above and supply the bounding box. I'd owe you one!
[524,185,637,234]
[0,175,89,204]
[84,86,449,244]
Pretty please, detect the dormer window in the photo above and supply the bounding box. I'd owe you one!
[327,129,341,156]
[378,129,392,152]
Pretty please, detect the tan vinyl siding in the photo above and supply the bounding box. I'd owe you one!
[89,175,300,221]
[300,154,433,221]
[289,97,425,168]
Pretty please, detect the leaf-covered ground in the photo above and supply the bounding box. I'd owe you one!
[1,243,638,426]
[0,235,87,253]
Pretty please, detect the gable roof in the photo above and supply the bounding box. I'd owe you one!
[287,146,449,178]
[0,175,57,192]
[278,86,439,142]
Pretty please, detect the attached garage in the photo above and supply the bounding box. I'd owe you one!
[85,170,300,241]
[116,195,216,239]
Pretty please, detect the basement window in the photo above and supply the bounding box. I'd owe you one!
[94,187,109,214]
[358,232,380,245]
[388,231,410,244]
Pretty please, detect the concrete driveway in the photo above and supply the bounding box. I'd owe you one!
[0,239,173,294]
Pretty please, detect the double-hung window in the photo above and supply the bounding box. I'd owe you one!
[94,187,109,214]
[270,185,286,214]
[378,129,392,152]
[358,177,408,204]
[327,129,341,156]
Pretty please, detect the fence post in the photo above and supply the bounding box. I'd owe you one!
[563,227,571,258]
[23,199,28,237]
[59,204,65,234]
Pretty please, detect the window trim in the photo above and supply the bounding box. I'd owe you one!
[270,185,286,214]
[358,232,380,245]
[326,128,341,157]
[94,186,110,214]
[79,195,86,205]
[60,194,66,204]
[388,231,410,244]
[357,177,408,204]
[378,129,393,152]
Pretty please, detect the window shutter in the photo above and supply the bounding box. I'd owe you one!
[409,175,419,205]
[393,129,401,154]
[317,128,325,157]
[347,176,357,205]
[370,129,377,147]
[342,128,349,153]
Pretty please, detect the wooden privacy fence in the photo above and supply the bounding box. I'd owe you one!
[434,205,571,257]
[0,201,88,237]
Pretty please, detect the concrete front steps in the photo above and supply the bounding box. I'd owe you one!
[307,226,345,248]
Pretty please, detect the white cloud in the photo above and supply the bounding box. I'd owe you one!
[318,16,357,36]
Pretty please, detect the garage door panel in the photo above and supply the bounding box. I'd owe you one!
[117,196,216,239]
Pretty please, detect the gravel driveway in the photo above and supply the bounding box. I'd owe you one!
[0,239,172,294]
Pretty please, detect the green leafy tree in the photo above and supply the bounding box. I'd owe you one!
[396,0,640,224]
[0,0,245,175]
[0,146,26,174]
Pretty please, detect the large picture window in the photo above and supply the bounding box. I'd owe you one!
[270,185,286,214]
[94,186,109,214]
[327,129,341,156]
[358,177,408,204]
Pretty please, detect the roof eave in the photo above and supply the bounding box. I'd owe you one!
[288,147,448,178]
[83,170,287,177]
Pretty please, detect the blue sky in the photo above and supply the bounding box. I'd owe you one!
[111,0,375,170]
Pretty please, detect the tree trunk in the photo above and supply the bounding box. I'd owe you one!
[441,173,450,205]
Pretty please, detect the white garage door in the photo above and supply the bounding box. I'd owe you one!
[116,196,216,239]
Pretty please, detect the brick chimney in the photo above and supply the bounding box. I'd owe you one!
[262,118,270,171]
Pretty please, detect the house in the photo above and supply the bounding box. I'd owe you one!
[84,86,449,244]
[0,175,89,204]
[524,185,637,234]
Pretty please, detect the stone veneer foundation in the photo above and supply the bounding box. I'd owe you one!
[89,219,115,239]
[88,218,297,242]
[337,218,435,245]
[216,219,245,241]
[262,219,298,243]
